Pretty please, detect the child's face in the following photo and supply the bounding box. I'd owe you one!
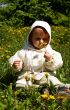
[31,27,49,49]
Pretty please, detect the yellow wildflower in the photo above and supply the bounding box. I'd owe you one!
[41,94,49,99]
[48,95,55,100]
[41,94,55,100]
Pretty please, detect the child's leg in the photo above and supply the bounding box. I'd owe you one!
[47,73,63,85]
[16,78,28,87]
[16,71,33,87]
[39,76,48,85]
[34,72,63,86]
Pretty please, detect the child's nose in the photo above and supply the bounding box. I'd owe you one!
[40,39,43,43]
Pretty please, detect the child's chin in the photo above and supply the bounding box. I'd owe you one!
[34,45,44,49]
[37,47,44,49]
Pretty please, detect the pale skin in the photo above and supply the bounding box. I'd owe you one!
[13,27,53,69]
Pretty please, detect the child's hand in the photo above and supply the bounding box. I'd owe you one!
[13,60,21,70]
[44,52,53,61]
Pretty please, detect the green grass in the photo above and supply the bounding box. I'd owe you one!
[0,24,70,110]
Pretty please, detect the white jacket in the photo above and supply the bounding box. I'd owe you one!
[9,21,63,74]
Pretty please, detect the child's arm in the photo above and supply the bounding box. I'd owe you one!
[9,49,25,71]
[44,50,63,71]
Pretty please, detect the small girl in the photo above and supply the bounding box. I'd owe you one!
[9,21,70,95]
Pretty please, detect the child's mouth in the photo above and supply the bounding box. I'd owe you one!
[39,43,47,47]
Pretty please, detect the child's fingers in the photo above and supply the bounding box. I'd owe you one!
[14,60,21,63]
[44,52,53,61]
[14,61,21,66]
[13,60,21,69]
[14,61,21,64]
[44,51,50,55]
[44,52,49,58]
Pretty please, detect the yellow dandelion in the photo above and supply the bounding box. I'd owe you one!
[41,93,55,100]
[49,95,55,100]
[41,94,49,99]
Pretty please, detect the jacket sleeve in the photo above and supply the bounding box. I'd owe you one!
[44,50,63,71]
[9,49,25,71]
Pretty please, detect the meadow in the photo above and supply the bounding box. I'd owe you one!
[0,24,70,110]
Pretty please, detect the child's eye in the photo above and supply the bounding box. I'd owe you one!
[35,37,40,40]
[43,38,47,41]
